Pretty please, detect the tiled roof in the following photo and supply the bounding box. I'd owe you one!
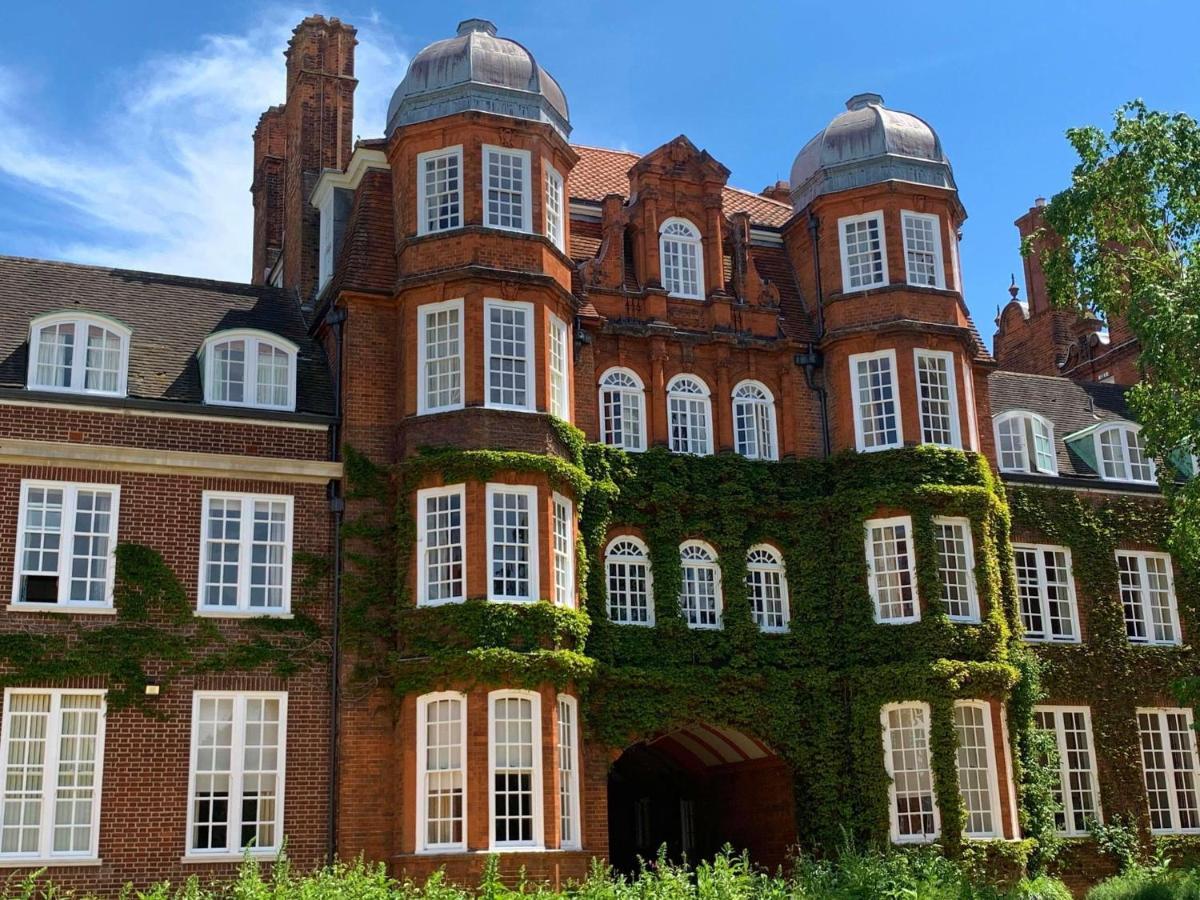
[569,145,794,228]
[0,255,334,417]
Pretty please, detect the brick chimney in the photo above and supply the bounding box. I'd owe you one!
[250,106,286,284]
[760,181,791,204]
[1015,198,1051,316]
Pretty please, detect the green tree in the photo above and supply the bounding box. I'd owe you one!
[1025,100,1200,570]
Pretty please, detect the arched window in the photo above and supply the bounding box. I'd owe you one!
[994,411,1057,475]
[598,368,646,452]
[605,536,653,625]
[667,375,713,455]
[659,218,703,299]
[28,312,130,397]
[1097,423,1155,484]
[746,544,788,632]
[679,540,721,629]
[416,691,466,852]
[732,380,778,460]
[201,329,298,411]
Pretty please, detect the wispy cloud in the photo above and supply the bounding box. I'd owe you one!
[0,8,406,281]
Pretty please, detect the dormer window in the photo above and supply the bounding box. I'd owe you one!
[201,330,298,412]
[838,211,887,292]
[659,218,703,299]
[418,146,463,235]
[28,312,130,397]
[483,145,531,233]
[1097,424,1156,484]
[994,411,1057,475]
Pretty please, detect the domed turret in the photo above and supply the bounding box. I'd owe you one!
[386,18,570,138]
[788,93,954,211]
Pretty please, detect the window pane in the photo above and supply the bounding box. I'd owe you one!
[249,501,288,609]
[424,151,461,232]
[20,486,64,603]
[67,489,114,604]
[843,216,885,288]
[52,695,102,854]
[855,356,898,449]
[84,325,122,393]
[203,498,242,609]
[746,547,787,631]
[485,150,526,231]
[255,343,289,408]
[422,490,464,604]
[867,520,915,622]
[886,704,937,840]
[679,544,719,628]
[545,168,564,250]
[549,317,569,420]
[903,213,940,287]
[0,693,51,855]
[487,305,529,409]
[935,519,975,621]
[601,372,643,451]
[423,697,464,847]
[490,490,532,601]
[423,305,462,412]
[606,540,651,624]
[34,323,74,389]
[552,496,573,608]
[492,696,535,845]
[916,353,956,447]
[191,697,235,852]
[954,704,996,837]
[214,340,246,404]
[668,379,709,455]
[558,698,578,845]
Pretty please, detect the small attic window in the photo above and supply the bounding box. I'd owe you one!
[201,329,298,412]
[1096,423,1156,484]
[994,411,1057,475]
[27,312,130,398]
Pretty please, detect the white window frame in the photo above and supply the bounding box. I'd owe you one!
[551,492,575,608]
[416,691,467,853]
[881,701,940,844]
[483,299,536,413]
[488,689,544,849]
[548,314,571,420]
[200,329,298,412]
[953,700,1002,839]
[416,299,465,415]
[865,515,920,624]
[318,190,335,292]
[1096,423,1157,484]
[485,484,539,603]
[1013,543,1079,643]
[913,349,961,449]
[417,145,464,236]
[1034,705,1102,837]
[1116,550,1181,646]
[838,211,888,293]
[197,491,294,617]
[901,210,946,289]
[557,694,581,850]
[604,535,654,626]
[746,543,789,633]
[544,162,565,251]
[12,480,121,612]
[678,539,722,630]
[185,691,287,859]
[667,374,714,456]
[658,217,705,300]
[731,380,779,461]
[849,350,902,453]
[27,311,130,398]
[415,485,466,607]
[932,516,979,623]
[598,367,647,452]
[994,411,1058,475]
[482,145,532,234]
[1137,707,1200,835]
[0,688,107,863]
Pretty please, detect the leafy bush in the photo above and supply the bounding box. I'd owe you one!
[1087,864,1200,900]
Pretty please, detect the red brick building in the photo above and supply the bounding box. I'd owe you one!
[0,13,1193,894]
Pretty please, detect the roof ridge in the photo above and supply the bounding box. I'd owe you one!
[723,183,791,210]
[0,254,291,298]
[570,143,640,157]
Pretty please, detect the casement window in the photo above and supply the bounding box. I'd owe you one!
[417,300,464,414]
[416,485,465,607]
[746,544,789,632]
[953,701,1001,838]
[667,375,713,455]
[417,146,463,235]
[838,211,887,292]
[0,689,106,862]
[1117,550,1180,645]
[187,692,286,857]
[850,350,901,452]
[1013,544,1078,642]
[483,145,531,232]
[1097,424,1156,484]
[933,516,978,623]
[994,411,1057,475]
[557,695,581,850]
[486,484,538,602]
[27,312,130,397]
[544,163,565,251]
[882,702,939,843]
[598,368,646,452]
[484,300,535,412]
[1137,708,1200,834]
[605,536,653,625]
[901,211,945,289]
[679,541,722,629]
[914,350,960,448]
[489,690,543,848]
[1034,706,1101,836]
[552,492,575,608]
[865,516,919,624]
[417,692,466,852]
[659,218,704,299]
[201,330,298,411]
[13,481,119,610]
[732,380,778,461]
[548,314,570,420]
[199,492,293,616]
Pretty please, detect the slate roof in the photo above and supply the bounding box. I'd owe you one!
[0,256,335,418]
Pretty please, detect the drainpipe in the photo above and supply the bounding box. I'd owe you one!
[324,303,347,864]
[803,211,830,456]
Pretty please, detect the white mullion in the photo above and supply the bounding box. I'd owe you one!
[238,501,253,613]
[57,486,77,604]
[69,321,84,392]
[229,695,246,853]
[1161,712,1184,831]
[39,693,63,859]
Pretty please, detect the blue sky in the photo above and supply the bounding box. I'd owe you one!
[1,1,1197,347]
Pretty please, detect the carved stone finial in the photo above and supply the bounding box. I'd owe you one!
[1009,274,1019,301]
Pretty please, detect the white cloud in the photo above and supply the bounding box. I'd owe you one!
[0,8,407,282]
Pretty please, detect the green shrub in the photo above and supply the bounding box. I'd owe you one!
[1087,864,1200,900]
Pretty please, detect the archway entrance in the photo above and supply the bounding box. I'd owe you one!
[607,723,796,874]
